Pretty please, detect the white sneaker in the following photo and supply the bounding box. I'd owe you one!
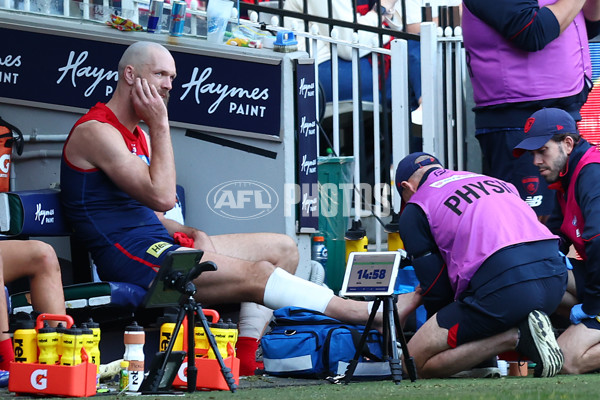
[516,310,564,378]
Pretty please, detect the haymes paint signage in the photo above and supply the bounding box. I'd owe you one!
[0,26,281,139]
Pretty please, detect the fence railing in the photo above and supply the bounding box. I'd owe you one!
[421,22,466,172]
[271,11,467,249]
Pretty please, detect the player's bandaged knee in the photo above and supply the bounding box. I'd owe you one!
[263,267,334,313]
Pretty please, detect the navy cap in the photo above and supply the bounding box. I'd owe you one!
[395,152,442,196]
[513,108,578,158]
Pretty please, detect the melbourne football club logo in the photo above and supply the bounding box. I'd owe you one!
[524,117,535,133]
[522,176,539,195]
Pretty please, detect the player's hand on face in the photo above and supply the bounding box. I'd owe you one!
[131,77,169,130]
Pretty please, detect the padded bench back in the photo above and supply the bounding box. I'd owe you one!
[0,189,69,237]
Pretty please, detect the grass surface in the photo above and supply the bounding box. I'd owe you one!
[202,374,600,400]
[5,373,600,399]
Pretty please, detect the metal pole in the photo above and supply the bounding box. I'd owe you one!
[420,22,438,157]
[390,39,409,214]
[351,33,360,222]
[371,47,381,251]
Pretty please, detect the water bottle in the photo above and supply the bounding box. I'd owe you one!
[60,326,83,366]
[13,320,37,363]
[194,309,220,358]
[123,321,145,392]
[37,322,59,365]
[194,321,210,358]
[119,360,130,391]
[311,235,328,269]
[384,218,404,251]
[55,322,66,358]
[86,319,101,367]
[208,319,238,359]
[345,220,368,261]
[158,315,183,352]
[225,318,238,358]
[80,324,97,371]
[207,320,229,359]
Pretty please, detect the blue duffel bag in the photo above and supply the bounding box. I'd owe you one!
[261,306,392,379]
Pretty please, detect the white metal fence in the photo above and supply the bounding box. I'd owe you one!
[277,16,467,249]
[421,21,466,172]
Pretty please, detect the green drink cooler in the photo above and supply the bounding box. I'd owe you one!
[317,156,354,294]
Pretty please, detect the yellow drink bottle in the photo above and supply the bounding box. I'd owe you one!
[345,220,368,261]
[194,321,209,358]
[158,315,183,352]
[194,309,220,358]
[37,322,59,365]
[13,320,37,363]
[60,327,83,366]
[225,319,238,358]
[207,320,229,359]
[86,319,101,366]
[55,322,66,359]
[119,360,130,391]
[384,216,404,251]
[80,324,97,371]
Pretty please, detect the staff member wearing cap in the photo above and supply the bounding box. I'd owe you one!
[395,152,567,378]
[513,107,600,374]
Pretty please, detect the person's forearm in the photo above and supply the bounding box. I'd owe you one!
[546,0,586,32]
[130,76,177,210]
[583,0,600,21]
[147,131,177,208]
[157,211,191,237]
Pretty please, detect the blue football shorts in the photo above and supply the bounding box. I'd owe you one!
[436,254,567,347]
[93,238,182,288]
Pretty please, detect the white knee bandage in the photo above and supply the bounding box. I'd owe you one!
[238,302,273,339]
[263,267,334,313]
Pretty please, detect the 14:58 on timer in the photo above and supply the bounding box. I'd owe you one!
[356,269,387,280]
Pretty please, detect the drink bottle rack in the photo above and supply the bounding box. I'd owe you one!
[8,313,98,398]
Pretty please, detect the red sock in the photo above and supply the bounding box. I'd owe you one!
[236,336,259,376]
[0,339,13,370]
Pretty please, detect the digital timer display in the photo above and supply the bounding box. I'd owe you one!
[356,268,388,280]
[340,251,403,297]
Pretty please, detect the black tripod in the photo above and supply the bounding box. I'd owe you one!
[146,260,237,393]
[344,295,417,384]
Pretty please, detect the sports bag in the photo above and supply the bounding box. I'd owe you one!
[261,306,392,379]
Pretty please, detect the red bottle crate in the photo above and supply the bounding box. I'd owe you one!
[9,361,97,397]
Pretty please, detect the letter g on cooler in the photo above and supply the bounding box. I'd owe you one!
[0,154,9,174]
[30,369,48,390]
[177,361,188,383]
